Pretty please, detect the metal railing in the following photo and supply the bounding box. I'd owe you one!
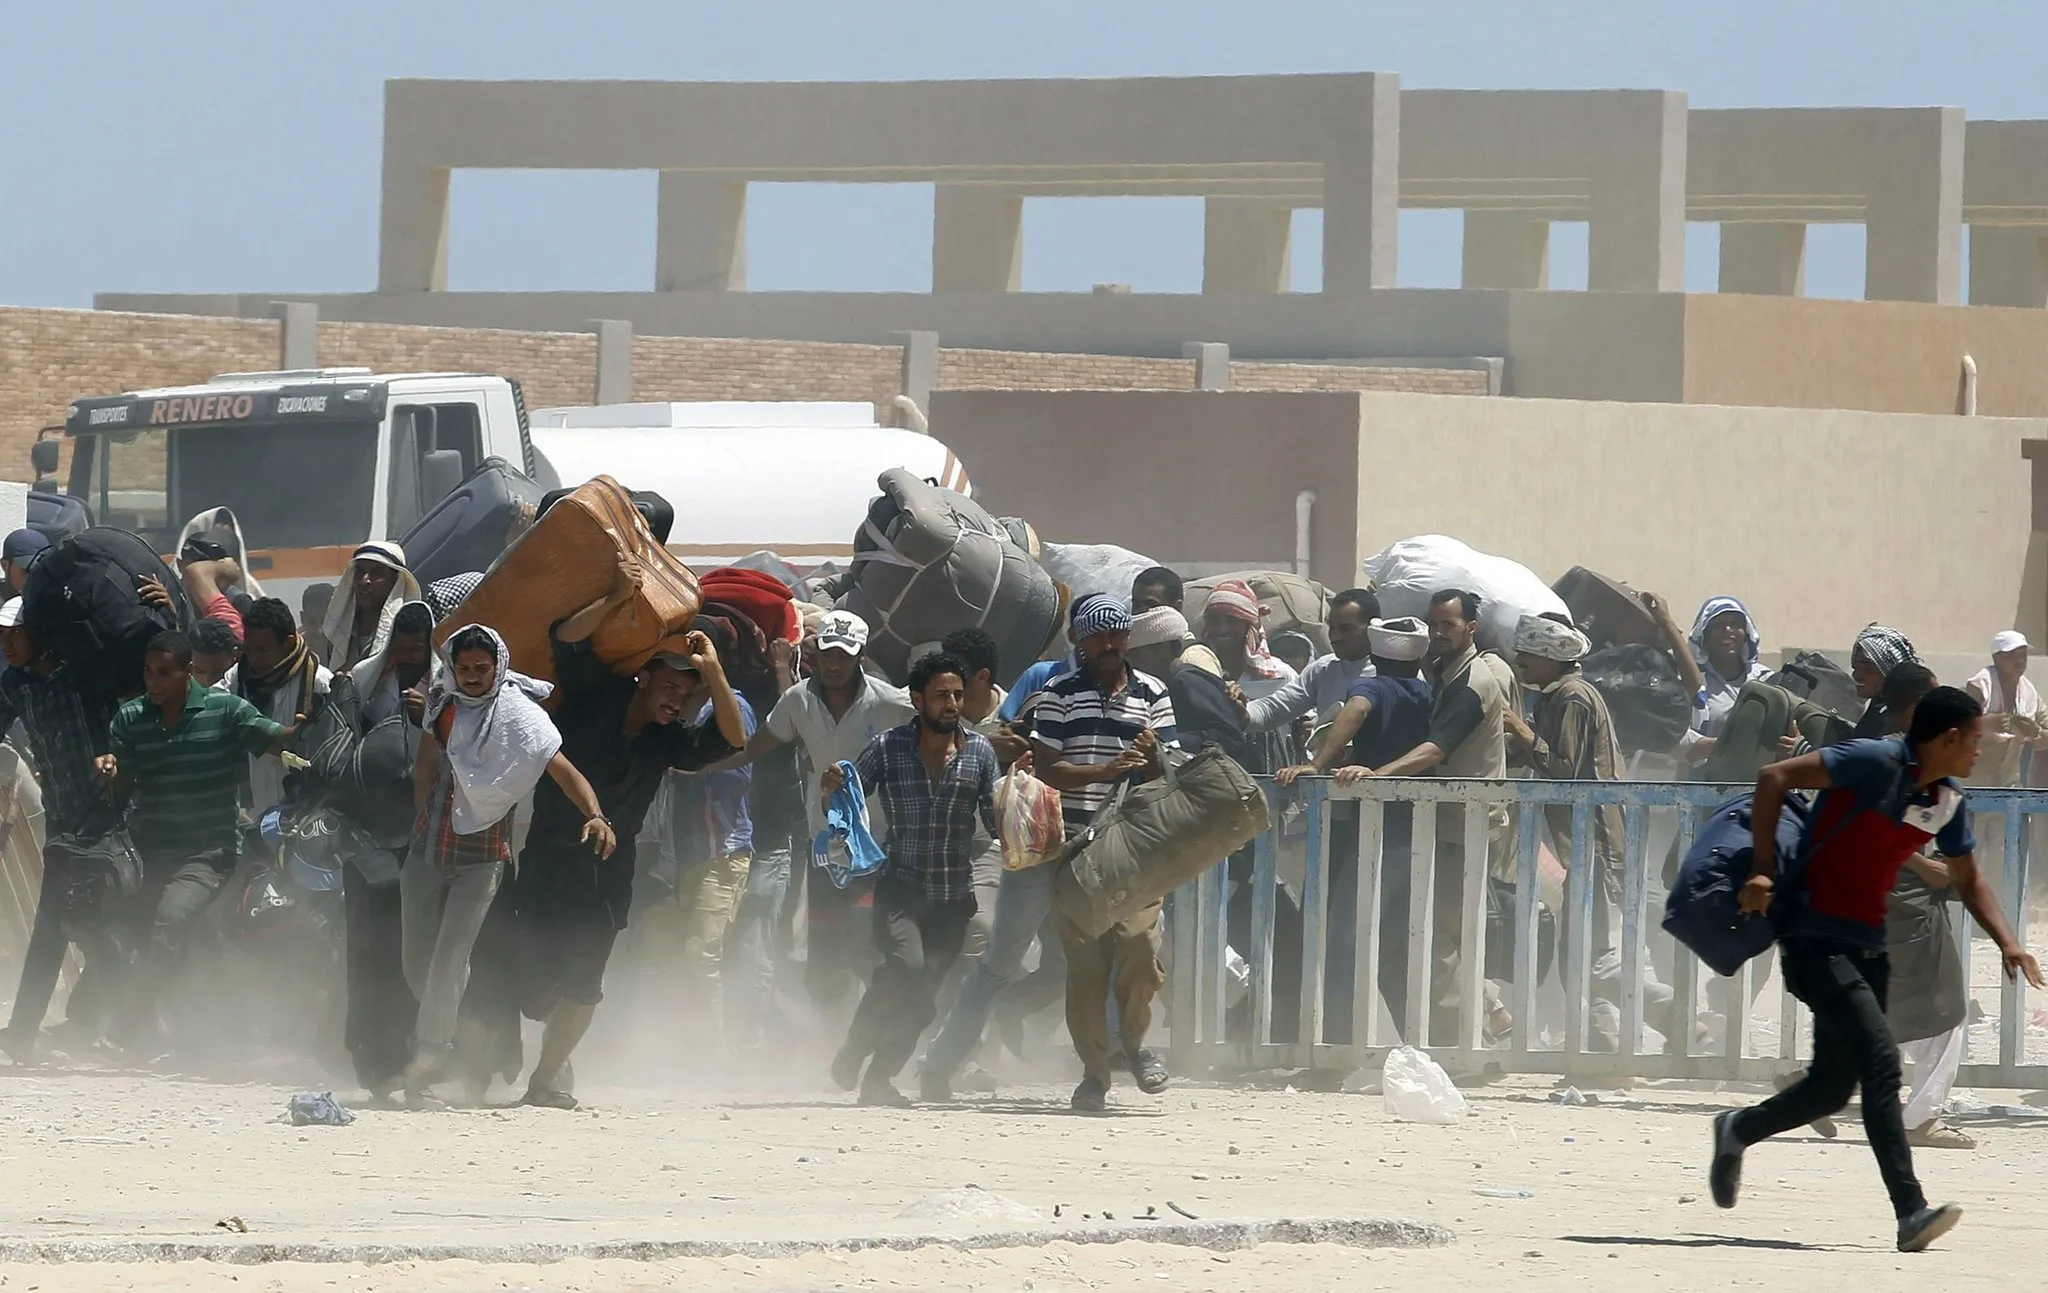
[1164,776,2046,1089]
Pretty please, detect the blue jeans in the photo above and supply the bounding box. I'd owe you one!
[722,849,791,1049]
[923,862,1059,1079]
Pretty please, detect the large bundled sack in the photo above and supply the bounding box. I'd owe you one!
[1580,643,1694,757]
[1550,567,1662,649]
[1040,543,1158,605]
[1364,535,1567,655]
[1699,681,1854,784]
[1053,748,1271,938]
[843,469,1065,688]
[439,476,700,683]
[20,527,189,698]
[1186,570,1332,654]
[399,457,546,587]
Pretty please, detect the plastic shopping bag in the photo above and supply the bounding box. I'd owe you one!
[1380,1045,1467,1124]
[994,764,1064,870]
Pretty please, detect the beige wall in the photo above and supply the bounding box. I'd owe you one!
[927,390,1364,592]
[1682,294,2048,417]
[1353,391,2048,656]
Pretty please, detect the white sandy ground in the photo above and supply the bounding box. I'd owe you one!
[2,1068,2046,1292]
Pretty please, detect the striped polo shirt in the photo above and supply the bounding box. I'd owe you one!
[1032,665,1179,832]
[109,679,283,861]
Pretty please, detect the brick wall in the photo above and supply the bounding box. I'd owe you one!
[1226,362,1489,395]
[0,306,1489,485]
[634,335,902,416]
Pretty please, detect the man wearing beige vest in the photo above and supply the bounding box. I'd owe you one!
[1366,589,1514,1048]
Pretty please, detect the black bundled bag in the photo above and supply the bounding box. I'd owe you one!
[48,801,142,938]
[1772,650,1861,721]
[20,527,188,698]
[1580,643,1694,756]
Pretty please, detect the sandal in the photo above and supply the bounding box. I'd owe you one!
[520,1087,579,1111]
[1908,1119,1976,1150]
[1128,1048,1170,1095]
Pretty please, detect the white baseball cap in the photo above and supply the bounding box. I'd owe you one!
[815,609,870,657]
[0,598,20,629]
[1993,630,2031,656]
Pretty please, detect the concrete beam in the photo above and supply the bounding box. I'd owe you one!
[656,174,747,291]
[1865,107,1964,304]
[1971,226,2048,307]
[893,329,940,423]
[270,301,319,369]
[1183,341,1231,390]
[589,319,633,404]
[1461,212,1550,289]
[1718,223,1806,296]
[1203,199,1293,294]
[1587,91,1687,292]
[932,189,1022,292]
[1321,72,1400,293]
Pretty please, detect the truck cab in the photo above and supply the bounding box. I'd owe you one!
[60,368,530,601]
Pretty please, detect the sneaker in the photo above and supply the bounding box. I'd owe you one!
[1709,1110,1745,1209]
[1070,1075,1108,1113]
[918,1071,956,1104]
[1128,1048,1169,1095]
[830,1046,864,1092]
[858,1081,912,1108]
[1897,1203,1963,1253]
[1908,1119,1977,1150]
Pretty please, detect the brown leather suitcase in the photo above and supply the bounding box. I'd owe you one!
[1551,566,1662,649]
[436,476,700,683]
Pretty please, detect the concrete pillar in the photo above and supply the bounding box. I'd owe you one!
[656,174,747,291]
[588,319,633,405]
[933,189,1023,292]
[1461,212,1551,289]
[377,161,451,293]
[1321,72,1400,293]
[893,330,940,426]
[1586,90,1688,292]
[1202,200,1293,294]
[1182,342,1231,391]
[1718,223,1807,296]
[1969,226,2048,308]
[1865,107,1964,304]
[270,301,319,369]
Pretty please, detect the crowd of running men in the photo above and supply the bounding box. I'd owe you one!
[0,529,2042,1252]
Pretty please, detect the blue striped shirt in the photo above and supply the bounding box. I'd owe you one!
[1031,666,1179,832]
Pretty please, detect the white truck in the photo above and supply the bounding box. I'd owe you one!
[55,367,966,602]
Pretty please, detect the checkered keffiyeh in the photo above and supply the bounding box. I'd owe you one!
[427,572,484,621]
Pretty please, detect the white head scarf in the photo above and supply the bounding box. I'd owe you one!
[323,541,424,670]
[349,599,441,727]
[1513,614,1592,664]
[1367,616,1429,663]
[429,624,560,835]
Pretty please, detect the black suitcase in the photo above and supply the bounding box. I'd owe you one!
[26,491,94,544]
[400,458,545,587]
[538,486,674,546]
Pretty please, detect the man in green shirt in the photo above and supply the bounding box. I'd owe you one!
[96,629,303,1053]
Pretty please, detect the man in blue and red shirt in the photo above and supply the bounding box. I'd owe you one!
[1710,686,2043,1253]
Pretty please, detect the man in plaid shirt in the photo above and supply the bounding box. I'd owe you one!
[821,649,999,1106]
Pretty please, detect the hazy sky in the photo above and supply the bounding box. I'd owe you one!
[5,0,2043,307]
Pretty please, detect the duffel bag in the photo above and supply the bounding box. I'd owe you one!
[1662,791,1805,976]
[1054,748,1270,938]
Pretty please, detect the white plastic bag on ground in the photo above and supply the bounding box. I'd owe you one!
[1041,543,1157,604]
[1381,1045,1468,1123]
[1364,535,1567,655]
